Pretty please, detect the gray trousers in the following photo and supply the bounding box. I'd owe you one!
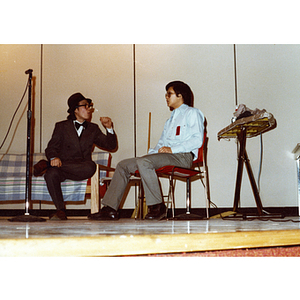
[102,152,193,210]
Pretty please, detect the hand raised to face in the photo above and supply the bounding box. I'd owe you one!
[100,117,113,129]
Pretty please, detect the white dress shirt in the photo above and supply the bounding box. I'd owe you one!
[148,104,205,160]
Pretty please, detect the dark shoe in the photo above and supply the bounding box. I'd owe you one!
[49,210,67,220]
[88,206,119,220]
[145,202,166,220]
[34,159,49,176]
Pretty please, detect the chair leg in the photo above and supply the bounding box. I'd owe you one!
[136,181,145,220]
[131,180,146,219]
[204,166,210,219]
[200,166,211,219]
[186,178,191,214]
[133,184,139,219]
[162,176,175,219]
[173,177,203,220]
[169,177,175,218]
[163,177,170,216]
[91,164,100,214]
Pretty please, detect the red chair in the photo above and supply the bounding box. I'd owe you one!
[134,132,210,220]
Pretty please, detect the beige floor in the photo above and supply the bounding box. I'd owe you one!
[0,216,300,256]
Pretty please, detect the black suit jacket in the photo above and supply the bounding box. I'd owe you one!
[45,119,117,163]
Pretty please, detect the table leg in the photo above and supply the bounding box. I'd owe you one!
[244,150,264,215]
[233,127,247,212]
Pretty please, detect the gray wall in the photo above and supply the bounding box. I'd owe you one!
[0,44,299,210]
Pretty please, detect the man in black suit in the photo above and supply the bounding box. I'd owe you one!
[38,92,117,220]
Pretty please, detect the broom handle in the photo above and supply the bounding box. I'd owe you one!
[147,112,151,152]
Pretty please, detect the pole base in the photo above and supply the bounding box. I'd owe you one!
[8,214,46,222]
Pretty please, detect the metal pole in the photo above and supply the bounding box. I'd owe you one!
[8,70,46,222]
[25,69,33,215]
[233,44,238,106]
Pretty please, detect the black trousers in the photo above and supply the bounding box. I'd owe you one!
[44,160,96,211]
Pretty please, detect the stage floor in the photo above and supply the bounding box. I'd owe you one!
[0,216,300,256]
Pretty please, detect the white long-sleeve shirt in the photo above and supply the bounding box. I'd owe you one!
[148,104,205,160]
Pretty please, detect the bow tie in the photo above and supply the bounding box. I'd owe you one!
[75,121,87,130]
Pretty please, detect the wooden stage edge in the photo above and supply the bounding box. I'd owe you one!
[1,229,300,257]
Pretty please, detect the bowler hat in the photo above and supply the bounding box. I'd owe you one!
[67,93,92,114]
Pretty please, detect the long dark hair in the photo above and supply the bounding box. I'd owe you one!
[166,81,194,107]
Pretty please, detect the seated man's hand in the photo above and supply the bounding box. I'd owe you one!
[158,147,172,153]
[50,157,62,167]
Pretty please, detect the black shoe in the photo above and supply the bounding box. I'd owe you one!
[145,202,166,220]
[88,206,119,220]
[34,159,49,176]
[49,210,67,220]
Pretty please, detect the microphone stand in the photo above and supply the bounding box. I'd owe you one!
[8,69,46,222]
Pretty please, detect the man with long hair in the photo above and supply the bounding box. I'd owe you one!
[89,81,205,221]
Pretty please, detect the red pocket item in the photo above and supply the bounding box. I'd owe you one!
[176,126,180,135]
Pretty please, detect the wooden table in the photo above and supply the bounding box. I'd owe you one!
[218,111,278,217]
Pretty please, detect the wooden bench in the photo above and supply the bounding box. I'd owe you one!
[0,152,112,213]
